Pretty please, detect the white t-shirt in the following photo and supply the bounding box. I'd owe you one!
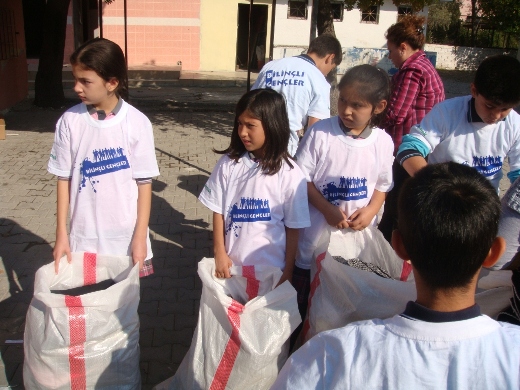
[252,55,331,156]
[294,117,394,269]
[272,314,520,390]
[407,95,520,190]
[48,101,160,258]
[199,153,310,269]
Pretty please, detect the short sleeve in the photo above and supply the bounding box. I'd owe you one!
[375,132,395,192]
[47,115,73,177]
[282,165,311,229]
[198,155,230,215]
[407,103,447,154]
[307,78,331,120]
[126,112,160,179]
[295,124,321,182]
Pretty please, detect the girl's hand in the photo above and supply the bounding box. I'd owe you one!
[131,235,147,271]
[215,252,233,279]
[276,268,293,287]
[348,206,376,231]
[323,204,349,228]
[53,230,71,274]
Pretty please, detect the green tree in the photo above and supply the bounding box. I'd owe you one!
[479,0,520,48]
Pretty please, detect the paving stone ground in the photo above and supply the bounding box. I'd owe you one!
[0,71,512,389]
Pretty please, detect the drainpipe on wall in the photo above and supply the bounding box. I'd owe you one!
[98,0,103,37]
[309,0,319,42]
[269,0,276,61]
[247,0,254,91]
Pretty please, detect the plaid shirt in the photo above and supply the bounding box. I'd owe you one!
[382,50,445,153]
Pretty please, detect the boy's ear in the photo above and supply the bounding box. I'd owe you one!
[325,53,335,65]
[470,83,478,98]
[391,229,410,262]
[373,99,387,115]
[482,236,506,268]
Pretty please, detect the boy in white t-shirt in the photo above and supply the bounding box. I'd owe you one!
[252,34,342,156]
[397,55,520,190]
[272,162,520,390]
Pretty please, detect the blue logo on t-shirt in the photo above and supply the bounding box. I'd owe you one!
[79,147,130,192]
[265,70,306,88]
[320,176,368,204]
[472,155,502,177]
[226,197,271,237]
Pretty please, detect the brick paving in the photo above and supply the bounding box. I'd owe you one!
[0,72,512,389]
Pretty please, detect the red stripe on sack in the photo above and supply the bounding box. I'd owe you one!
[242,265,259,301]
[400,261,413,281]
[210,300,245,390]
[65,295,87,390]
[83,252,97,286]
[302,251,327,340]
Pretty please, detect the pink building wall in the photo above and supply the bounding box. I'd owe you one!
[101,0,200,69]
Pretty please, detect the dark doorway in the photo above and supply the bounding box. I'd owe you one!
[236,3,268,71]
[22,0,46,58]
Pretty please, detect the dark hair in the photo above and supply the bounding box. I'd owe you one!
[337,64,390,127]
[385,15,426,50]
[474,55,520,106]
[70,38,129,101]
[308,34,343,66]
[398,162,501,290]
[216,89,293,175]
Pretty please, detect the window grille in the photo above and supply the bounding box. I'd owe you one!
[397,5,413,21]
[0,7,18,61]
[361,5,379,24]
[288,0,308,20]
[331,2,344,22]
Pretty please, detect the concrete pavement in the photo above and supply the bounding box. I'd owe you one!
[0,70,511,389]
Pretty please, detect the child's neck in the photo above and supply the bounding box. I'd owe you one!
[92,93,119,114]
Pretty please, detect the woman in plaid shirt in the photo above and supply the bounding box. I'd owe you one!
[378,15,445,243]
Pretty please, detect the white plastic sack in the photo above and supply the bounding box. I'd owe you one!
[155,257,301,390]
[303,227,513,341]
[24,252,141,390]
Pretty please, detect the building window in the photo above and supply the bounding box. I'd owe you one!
[397,5,413,21]
[361,5,379,24]
[0,7,18,61]
[331,2,344,22]
[288,0,308,20]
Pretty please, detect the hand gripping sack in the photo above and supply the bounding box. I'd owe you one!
[155,258,301,390]
[303,227,513,341]
[24,252,141,390]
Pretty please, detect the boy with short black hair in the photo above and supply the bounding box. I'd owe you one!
[252,34,343,156]
[397,55,520,191]
[271,162,520,390]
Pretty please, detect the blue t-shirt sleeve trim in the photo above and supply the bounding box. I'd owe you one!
[508,169,520,184]
[397,134,430,157]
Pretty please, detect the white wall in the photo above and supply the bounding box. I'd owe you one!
[273,1,427,54]
[424,44,518,70]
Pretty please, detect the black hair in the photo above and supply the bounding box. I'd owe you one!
[215,89,293,175]
[398,162,501,290]
[308,34,343,66]
[385,15,426,50]
[70,38,129,101]
[337,64,390,127]
[473,55,520,106]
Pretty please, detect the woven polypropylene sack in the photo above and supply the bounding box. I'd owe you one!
[155,257,301,390]
[24,252,141,390]
[303,227,513,341]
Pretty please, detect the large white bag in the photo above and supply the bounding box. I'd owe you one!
[24,252,141,390]
[304,227,512,341]
[156,258,301,390]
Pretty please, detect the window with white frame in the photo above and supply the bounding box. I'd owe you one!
[397,5,413,21]
[288,0,308,20]
[331,1,344,22]
[360,5,379,24]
